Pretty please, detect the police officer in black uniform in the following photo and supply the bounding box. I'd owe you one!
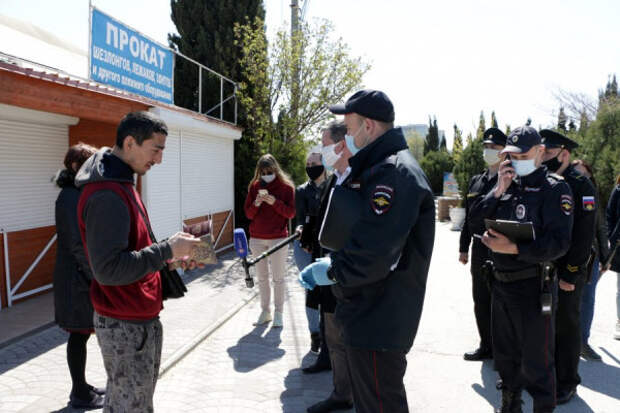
[539,129,597,405]
[459,127,507,361]
[299,90,435,413]
[471,126,574,413]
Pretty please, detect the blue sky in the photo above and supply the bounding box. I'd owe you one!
[1,0,618,145]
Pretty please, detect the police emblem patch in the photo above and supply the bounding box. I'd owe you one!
[582,196,595,211]
[561,194,573,215]
[370,185,394,215]
[515,204,526,220]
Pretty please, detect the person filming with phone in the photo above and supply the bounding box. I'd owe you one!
[470,126,574,413]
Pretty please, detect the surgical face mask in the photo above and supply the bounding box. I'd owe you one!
[321,144,341,170]
[483,148,501,166]
[345,123,366,156]
[512,159,537,176]
[261,174,276,183]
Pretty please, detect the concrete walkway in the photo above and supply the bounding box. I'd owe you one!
[0,223,618,412]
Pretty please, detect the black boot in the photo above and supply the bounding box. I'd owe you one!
[310,332,321,354]
[495,389,523,413]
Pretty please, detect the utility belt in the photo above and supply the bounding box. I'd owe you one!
[484,261,555,315]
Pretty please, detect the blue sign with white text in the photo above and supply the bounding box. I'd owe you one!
[90,8,174,104]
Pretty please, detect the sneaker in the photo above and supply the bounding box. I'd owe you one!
[254,310,272,326]
[273,311,283,328]
[581,342,602,361]
[69,390,105,409]
[615,320,620,340]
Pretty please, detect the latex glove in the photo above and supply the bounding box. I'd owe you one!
[299,257,336,290]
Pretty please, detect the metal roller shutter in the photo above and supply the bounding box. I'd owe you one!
[0,120,68,232]
[180,131,234,218]
[142,130,182,241]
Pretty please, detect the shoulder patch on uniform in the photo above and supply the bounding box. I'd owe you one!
[370,185,394,215]
[566,264,579,273]
[582,196,595,211]
[561,194,573,215]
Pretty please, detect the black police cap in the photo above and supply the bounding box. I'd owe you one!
[482,127,507,146]
[502,126,542,154]
[329,89,395,123]
[540,129,579,151]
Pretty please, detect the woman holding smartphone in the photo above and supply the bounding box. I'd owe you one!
[244,154,296,327]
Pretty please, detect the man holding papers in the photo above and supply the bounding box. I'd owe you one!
[471,126,574,413]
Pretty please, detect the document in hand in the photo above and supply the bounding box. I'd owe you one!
[484,219,535,243]
[169,219,217,269]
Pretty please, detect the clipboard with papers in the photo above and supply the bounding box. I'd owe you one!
[484,219,536,243]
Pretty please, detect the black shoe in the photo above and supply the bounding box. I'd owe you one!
[580,343,602,361]
[88,384,106,395]
[556,387,576,405]
[69,391,105,409]
[307,398,353,413]
[302,361,332,374]
[310,333,321,355]
[464,347,492,361]
[495,389,523,413]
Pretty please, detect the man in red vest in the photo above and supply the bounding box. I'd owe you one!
[76,111,199,412]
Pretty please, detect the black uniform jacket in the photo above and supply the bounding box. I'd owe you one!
[471,167,574,273]
[459,170,498,265]
[327,127,436,351]
[555,165,597,283]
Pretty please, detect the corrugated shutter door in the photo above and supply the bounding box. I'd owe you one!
[180,131,234,218]
[0,120,68,232]
[143,131,182,241]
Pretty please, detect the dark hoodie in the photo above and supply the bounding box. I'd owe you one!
[75,148,172,321]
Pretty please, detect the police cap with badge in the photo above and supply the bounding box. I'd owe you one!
[483,127,508,146]
[539,129,579,152]
[319,90,394,251]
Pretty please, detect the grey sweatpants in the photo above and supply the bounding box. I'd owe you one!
[94,312,163,413]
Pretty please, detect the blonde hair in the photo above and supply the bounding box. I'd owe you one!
[248,154,295,191]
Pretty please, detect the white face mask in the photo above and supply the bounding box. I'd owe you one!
[512,159,537,176]
[321,144,342,170]
[483,148,500,166]
[261,174,276,183]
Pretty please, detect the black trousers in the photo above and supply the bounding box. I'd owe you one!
[471,257,492,351]
[345,346,408,413]
[316,306,331,366]
[492,276,557,411]
[555,274,586,393]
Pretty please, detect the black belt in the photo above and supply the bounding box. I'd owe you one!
[494,266,539,282]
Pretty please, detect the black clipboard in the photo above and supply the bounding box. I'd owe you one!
[484,219,535,243]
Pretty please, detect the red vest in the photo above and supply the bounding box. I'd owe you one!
[77,182,162,320]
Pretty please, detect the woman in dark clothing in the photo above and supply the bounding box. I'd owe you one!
[606,175,620,340]
[53,143,104,408]
[572,160,611,359]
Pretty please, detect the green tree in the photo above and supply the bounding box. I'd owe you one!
[477,111,486,140]
[439,134,447,151]
[168,0,266,228]
[466,132,473,146]
[452,124,463,163]
[424,116,440,155]
[491,111,498,128]
[505,124,512,135]
[557,107,568,132]
[405,130,425,161]
[453,137,485,206]
[420,150,455,195]
[234,17,369,185]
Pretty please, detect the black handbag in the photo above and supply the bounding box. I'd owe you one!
[118,184,187,300]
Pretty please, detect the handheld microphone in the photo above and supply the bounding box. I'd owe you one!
[234,229,254,288]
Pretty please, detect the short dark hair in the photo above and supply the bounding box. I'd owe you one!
[64,142,97,171]
[324,121,346,143]
[116,111,168,147]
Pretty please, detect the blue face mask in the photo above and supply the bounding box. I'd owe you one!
[345,123,366,156]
